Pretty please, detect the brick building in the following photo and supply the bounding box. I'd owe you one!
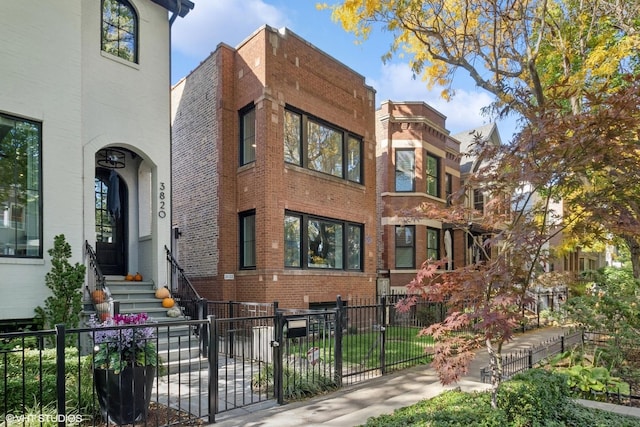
[375,101,464,291]
[171,26,377,308]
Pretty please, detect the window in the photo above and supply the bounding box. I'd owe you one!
[0,113,42,257]
[426,154,439,196]
[284,108,363,183]
[240,212,256,268]
[285,211,363,271]
[101,0,138,63]
[284,110,301,165]
[395,150,415,192]
[284,214,301,267]
[395,226,415,268]
[445,173,453,205]
[240,106,256,165]
[427,228,440,261]
[473,189,484,213]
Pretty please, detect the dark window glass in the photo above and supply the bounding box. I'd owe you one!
[427,228,440,261]
[285,211,363,271]
[241,107,256,165]
[102,0,138,63]
[474,189,484,213]
[0,114,42,258]
[284,214,301,267]
[395,225,415,268]
[284,110,301,165]
[426,154,439,196]
[284,108,363,183]
[395,150,415,192]
[240,212,256,268]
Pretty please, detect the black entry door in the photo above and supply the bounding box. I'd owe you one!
[95,168,127,275]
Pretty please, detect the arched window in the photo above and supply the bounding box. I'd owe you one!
[101,0,138,63]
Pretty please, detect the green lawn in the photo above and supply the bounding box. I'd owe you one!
[286,326,433,369]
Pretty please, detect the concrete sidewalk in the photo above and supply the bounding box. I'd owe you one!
[209,326,625,426]
[210,327,640,427]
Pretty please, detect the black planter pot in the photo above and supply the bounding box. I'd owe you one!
[94,365,155,425]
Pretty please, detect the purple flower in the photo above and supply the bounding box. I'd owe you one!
[89,312,158,372]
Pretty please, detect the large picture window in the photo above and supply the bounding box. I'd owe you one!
[285,212,363,271]
[240,106,256,165]
[0,114,42,258]
[426,154,439,197]
[395,225,415,269]
[284,108,363,184]
[240,211,256,268]
[101,0,138,63]
[395,150,415,192]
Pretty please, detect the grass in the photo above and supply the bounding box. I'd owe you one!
[286,326,433,369]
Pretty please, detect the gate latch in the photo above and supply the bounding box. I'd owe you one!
[270,340,280,347]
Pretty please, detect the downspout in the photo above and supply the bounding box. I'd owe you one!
[168,1,181,271]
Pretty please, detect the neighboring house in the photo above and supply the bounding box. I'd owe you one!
[375,101,463,292]
[171,26,378,308]
[454,123,503,267]
[455,124,605,281]
[0,0,193,326]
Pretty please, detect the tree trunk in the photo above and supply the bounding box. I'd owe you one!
[623,235,640,280]
[487,338,503,409]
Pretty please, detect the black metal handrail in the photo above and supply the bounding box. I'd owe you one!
[84,240,106,305]
[165,245,204,319]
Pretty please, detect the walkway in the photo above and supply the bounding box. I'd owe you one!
[208,327,640,426]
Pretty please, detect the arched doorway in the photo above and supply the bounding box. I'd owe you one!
[95,167,128,275]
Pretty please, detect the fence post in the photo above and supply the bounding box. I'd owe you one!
[528,349,533,370]
[274,306,284,405]
[229,301,235,358]
[55,324,66,427]
[561,335,565,353]
[200,298,209,357]
[208,315,217,424]
[334,296,343,389]
[380,295,387,375]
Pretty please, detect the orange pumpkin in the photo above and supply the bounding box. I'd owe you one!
[91,290,106,303]
[99,312,110,322]
[162,297,175,308]
[155,287,170,299]
[125,273,134,281]
[134,272,143,281]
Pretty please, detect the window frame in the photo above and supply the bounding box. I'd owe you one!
[395,149,415,192]
[445,173,453,205]
[239,211,256,269]
[284,211,364,271]
[284,106,363,184]
[240,105,256,166]
[0,112,43,258]
[395,225,415,269]
[426,153,440,197]
[473,189,484,214]
[101,0,138,63]
[426,227,440,262]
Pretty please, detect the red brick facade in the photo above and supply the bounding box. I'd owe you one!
[172,26,377,308]
[376,101,464,290]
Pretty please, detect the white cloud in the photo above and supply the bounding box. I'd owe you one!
[171,0,291,59]
[368,62,496,134]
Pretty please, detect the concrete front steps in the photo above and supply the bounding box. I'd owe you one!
[101,276,207,374]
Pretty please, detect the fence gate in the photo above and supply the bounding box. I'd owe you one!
[211,314,278,420]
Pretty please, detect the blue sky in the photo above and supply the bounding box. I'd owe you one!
[170,0,517,140]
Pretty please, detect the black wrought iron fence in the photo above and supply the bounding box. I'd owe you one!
[1,319,211,426]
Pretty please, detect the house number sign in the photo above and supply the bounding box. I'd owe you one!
[158,182,167,218]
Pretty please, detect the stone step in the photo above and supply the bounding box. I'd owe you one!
[116,298,165,310]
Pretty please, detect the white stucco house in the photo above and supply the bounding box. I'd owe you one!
[0,0,193,326]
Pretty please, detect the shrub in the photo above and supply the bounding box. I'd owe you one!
[252,363,336,400]
[497,369,569,427]
[362,390,508,427]
[0,347,97,418]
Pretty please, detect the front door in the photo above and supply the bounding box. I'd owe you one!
[95,168,127,275]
